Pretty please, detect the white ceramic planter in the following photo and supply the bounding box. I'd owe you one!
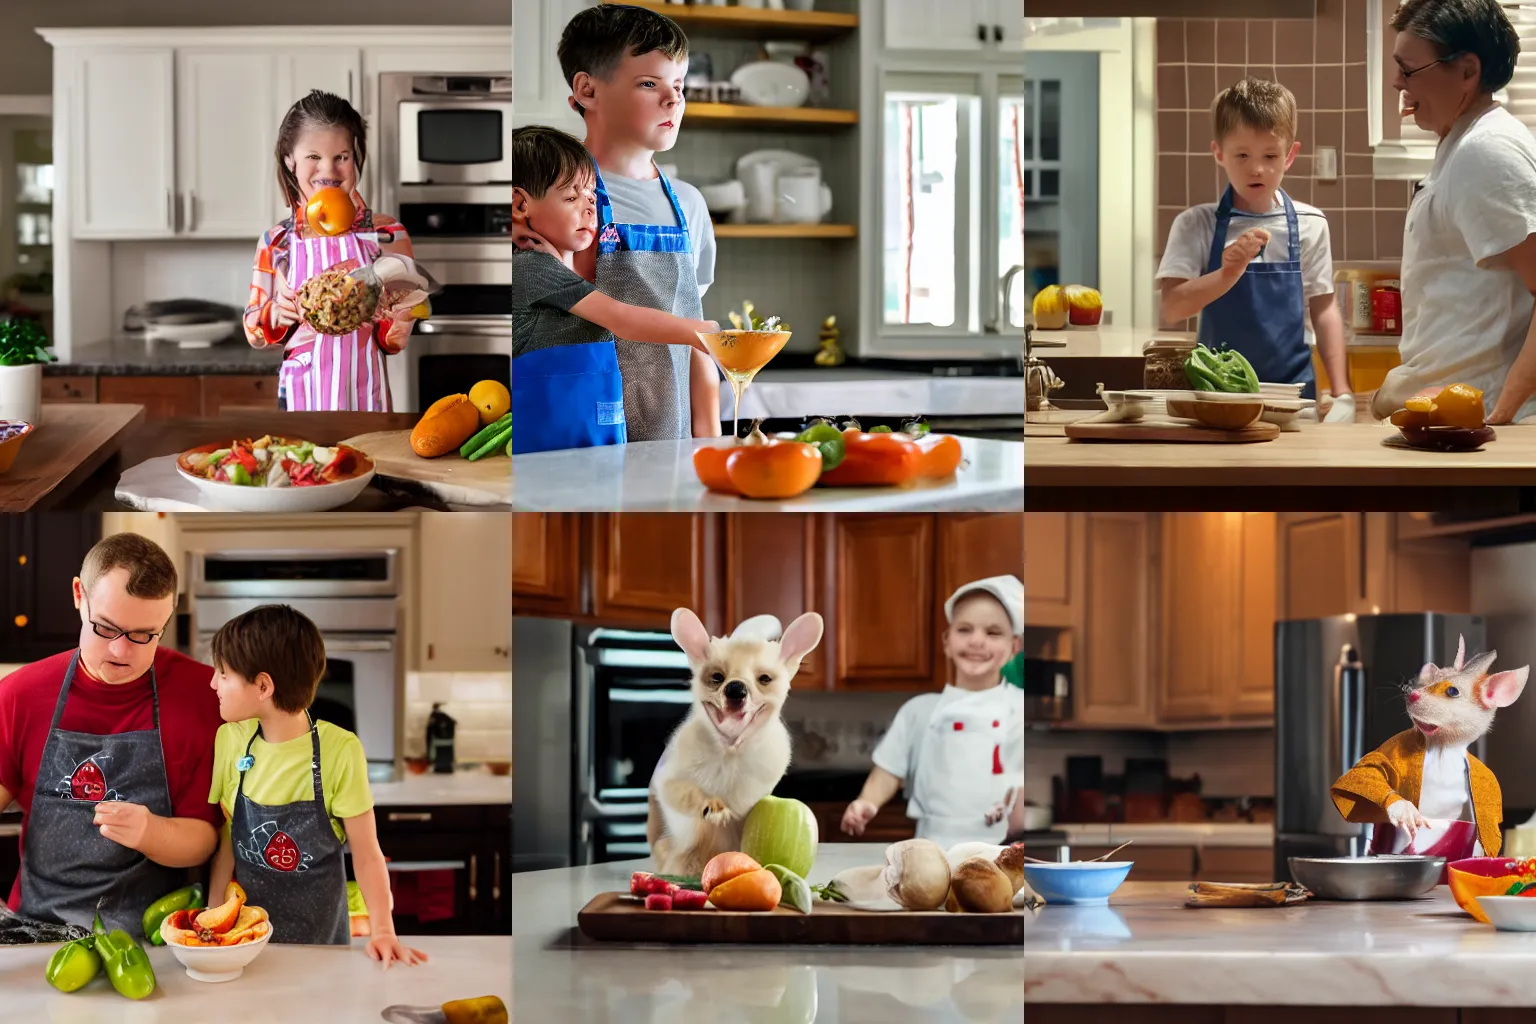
[0,363,42,426]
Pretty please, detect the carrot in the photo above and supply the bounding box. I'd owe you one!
[705,868,782,912]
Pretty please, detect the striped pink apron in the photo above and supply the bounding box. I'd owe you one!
[281,230,391,412]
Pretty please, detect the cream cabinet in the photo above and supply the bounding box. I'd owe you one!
[417,511,512,673]
[178,50,280,239]
[512,0,590,131]
[272,49,364,224]
[68,48,176,238]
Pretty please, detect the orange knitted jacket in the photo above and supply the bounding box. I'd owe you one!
[1330,728,1503,858]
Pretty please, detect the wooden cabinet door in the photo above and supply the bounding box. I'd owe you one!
[724,513,826,690]
[200,375,279,416]
[5,513,101,662]
[1158,514,1234,723]
[176,49,277,238]
[417,511,511,672]
[42,376,96,403]
[1234,514,1278,719]
[1024,512,1074,627]
[1076,512,1156,727]
[97,376,200,420]
[829,515,934,689]
[934,513,1022,681]
[512,512,581,617]
[70,48,175,238]
[1278,513,1358,620]
[592,513,716,631]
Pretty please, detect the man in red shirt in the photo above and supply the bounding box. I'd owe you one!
[0,533,222,938]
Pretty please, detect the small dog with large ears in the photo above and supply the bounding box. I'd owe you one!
[646,607,824,877]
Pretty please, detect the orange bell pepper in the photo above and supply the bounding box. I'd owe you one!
[692,442,740,494]
[914,434,963,478]
[726,440,822,499]
[817,430,922,487]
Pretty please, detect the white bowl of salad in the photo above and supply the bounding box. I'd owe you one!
[175,436,376,512]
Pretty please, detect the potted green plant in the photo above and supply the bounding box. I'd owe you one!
[0,318,55,426]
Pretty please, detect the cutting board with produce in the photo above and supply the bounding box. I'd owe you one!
[578,840,1027,946]
[1065,420,1280,443]
[342,381,510,506]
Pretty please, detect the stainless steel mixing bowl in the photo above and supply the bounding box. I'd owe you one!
[1287,855,1445,901]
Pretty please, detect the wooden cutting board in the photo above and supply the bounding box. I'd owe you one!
[341,430,509,507]
[1065,419,1280,443]
[576,891,1023,945]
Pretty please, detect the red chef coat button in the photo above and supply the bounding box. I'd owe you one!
[953,722,963,731]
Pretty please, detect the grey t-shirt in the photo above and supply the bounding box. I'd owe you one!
[599,172,716,296]
[512,250,613,357]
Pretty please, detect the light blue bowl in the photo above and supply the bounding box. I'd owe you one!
[1021,861,1134,906]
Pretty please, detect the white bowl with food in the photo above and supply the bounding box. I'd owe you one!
[159,912,273,983]
[175,436,375,512]
[1476,895,1536,932]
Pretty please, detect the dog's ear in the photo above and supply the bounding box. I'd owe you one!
[671,607,712,665]
[778,613,824,673]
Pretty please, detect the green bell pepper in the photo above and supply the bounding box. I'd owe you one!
[45,936,102,993]
[93,912,156,1000]
[794,422,845,471]
[142,883,204,946]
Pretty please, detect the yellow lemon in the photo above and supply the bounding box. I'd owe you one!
[468,379,510,425]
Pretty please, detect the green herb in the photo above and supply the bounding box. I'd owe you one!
[0,318,54,367]
[726,300,789,336]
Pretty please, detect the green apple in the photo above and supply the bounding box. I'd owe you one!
[741,795,818,879]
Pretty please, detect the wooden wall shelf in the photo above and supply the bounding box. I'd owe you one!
[610,0,859,39]
[713,223,856,239]
[685,102,857,129]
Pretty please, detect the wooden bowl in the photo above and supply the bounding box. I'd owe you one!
[1189,400,1264,430]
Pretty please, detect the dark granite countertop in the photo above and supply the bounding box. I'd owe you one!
[48,337,286,377]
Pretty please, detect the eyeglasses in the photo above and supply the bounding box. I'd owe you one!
[82,594,162,646]
[1399,51,1466,80]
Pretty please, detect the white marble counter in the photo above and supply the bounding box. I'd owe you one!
[0,935,510,1022]
[511,437,1024,511]
[514,843,1022,1023]
[733,370,1025,419]
[371,770,511,806]
[1024,881,1536,1007]
[1052,823,1273,848]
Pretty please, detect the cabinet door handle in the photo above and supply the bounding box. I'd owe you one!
[994,24,1003,43]
[188,191,196,231]
[977,23,987,42]
[166,190,173,231]
[469,853,478,901]
[386,811,432,823]
[492,851,501,901]
[348,70,354,103]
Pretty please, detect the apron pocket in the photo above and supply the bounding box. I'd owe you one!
[512,342,627,454]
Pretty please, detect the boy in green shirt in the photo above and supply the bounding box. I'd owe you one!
[206,604,424,964]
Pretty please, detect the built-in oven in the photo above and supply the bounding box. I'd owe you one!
[394,75,511,187]
[387,238,510,413]
[575,629,695,863]
[188,551,401,781]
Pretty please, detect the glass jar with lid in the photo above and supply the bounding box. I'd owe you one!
[1142,337,1197,390]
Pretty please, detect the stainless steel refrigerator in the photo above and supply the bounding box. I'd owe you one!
[1274,612,1485,881]
[512,617,577,873]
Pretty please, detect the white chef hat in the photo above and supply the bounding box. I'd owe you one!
[944,575,1023,635]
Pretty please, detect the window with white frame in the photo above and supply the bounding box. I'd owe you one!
[1502,3,1536,132]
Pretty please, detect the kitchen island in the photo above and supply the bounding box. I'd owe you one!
[1026,420,1536,512]
[511,437,1024,511]
[1026,881,1533,1022]
[0,935,510,1023]
[513,843,1022,1023]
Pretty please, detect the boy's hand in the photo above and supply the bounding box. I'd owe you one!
[841,799,879,836]
[1220,228,1270,279]
[512,224,560,259]
[365,930,429,968]
[94,801,153,850]
[688,319,719,351]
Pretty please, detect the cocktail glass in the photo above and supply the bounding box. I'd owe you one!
[698,329,792,439]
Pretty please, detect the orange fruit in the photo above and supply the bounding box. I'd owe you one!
[692,443,739,494]
[916,434,963,478]
[305,187,355,237]
[725,440,822,499]
[1432,383,1486,429]
[706,868,782,912]
[702,851,762,896]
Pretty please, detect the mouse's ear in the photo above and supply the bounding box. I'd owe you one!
[777,612,824,673]
[1455,634,1467,671]
[1483,666,1530,709]
[1419,662,1438,684]
[671,607,712,666]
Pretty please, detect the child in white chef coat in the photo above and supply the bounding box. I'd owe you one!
[841,576,1026,851]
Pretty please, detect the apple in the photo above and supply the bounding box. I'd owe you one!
[305,186,355,237]
[740,795,818,879]
[1031,284,1069,330]
[1064,285,1103,326]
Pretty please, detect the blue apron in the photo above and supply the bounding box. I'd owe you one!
[511,335,626,455]
[595,166,700,442]
[1197,186,1316,399]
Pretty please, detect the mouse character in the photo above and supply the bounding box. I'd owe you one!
[1331,635,1528,862]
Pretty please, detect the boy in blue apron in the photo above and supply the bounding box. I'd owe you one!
[205,604,426,965]
[1156,77,1354,419]
[512,126,716,454]
[553,3,723,442]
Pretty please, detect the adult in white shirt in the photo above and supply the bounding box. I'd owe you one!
[1372,0,1536,425]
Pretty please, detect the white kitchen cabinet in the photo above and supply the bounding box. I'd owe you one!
[512,0,589,132]
[882,0,991,51]
[70,48,175,239]
[988,0,1024,53]
[177,50,278,239]
[417,511,512,673]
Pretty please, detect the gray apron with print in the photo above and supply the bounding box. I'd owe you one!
[229,715,350,944]
[594,167,701,441]
[20,650,182,938]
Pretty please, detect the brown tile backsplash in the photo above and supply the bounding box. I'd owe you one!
[1156,14,1413,263]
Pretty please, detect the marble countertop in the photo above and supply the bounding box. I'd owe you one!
[0,935,510,1022]
[1050,823,1273,848]
[511,437,1024,511]
[51,337,285,376]
[735,370,1024,419]
[371,770,511,806]
[1024,881,1536,1007]
[514,843,1021,1023]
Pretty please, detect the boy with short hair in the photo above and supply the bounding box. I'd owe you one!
[1158,77,1354,419]
[512,125,717,454]
[206,604,425,964]
[550,3,722,442]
